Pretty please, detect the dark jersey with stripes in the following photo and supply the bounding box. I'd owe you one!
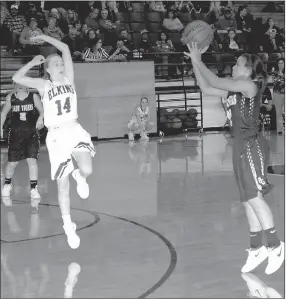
[10,92,37,130]
[224,90,261,138]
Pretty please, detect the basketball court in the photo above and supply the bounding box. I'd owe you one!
[1,132,284,298]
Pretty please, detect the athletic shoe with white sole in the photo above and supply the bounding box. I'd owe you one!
[128,132,134,141]
[30,187,41,200]
[2,196,12,207]
[265,242,285,275]
[63,222,80,249]
[241,273,282,298]
[140,133,149,141]
[241,246,268,273]
[72,169,89,199]
[2,183,12,197]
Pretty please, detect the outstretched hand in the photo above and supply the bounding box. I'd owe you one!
[184,42,208,63]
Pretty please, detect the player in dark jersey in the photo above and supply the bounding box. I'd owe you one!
[184,43,284,275]
[0,83,44,207]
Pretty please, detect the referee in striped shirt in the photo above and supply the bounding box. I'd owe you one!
[83,38,109,61]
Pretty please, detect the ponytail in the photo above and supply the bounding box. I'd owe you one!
[242,54,268,95]
[252,55,268,95]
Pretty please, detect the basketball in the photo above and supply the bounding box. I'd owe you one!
[182,20,214,50]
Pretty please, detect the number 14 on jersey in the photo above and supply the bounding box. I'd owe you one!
[55,97,71,116]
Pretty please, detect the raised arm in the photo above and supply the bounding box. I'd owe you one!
[12,56,46,96]
[193,62,228,98]
[185,43,256,95]
[30,35,74,84]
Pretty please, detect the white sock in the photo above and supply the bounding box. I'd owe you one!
[62,214,72,226]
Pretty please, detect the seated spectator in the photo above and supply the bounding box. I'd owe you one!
[48,8,69,34]
[19,17,44,55]
[148,1,166,12]
[235,5,253,50]
[81,23,90,39]
[83,38,110,61]
[260,29,283,60]
[118,29,134,50]
[109,39,130,61]
[43,17,65,41]
[155,32,176,77]
[138,29,153,53]
[62,27,83,61]
[205,1,222,27]
[221,1,236,16]
[83,28,100,49]
[73,20,82,36]
[66,9,78,27]
[264,18,280,36]
[3,4,27,54]
[221,29,242,51]
[101,1,119,14]
[84,9,100,31]
[163,10,183,32]
[26,3,46,30]
[216,8,237,32]
[99,9,118,46]
[272,58,285,134]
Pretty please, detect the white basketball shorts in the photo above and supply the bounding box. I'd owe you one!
[46,120,96,180]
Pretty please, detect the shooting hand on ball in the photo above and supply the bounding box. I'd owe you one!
[184,42,208,63]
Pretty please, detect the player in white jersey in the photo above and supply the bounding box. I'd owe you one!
[12,35,96,249]
[127,97,154,141]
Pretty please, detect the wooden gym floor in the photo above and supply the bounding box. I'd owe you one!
[1,131,285,298]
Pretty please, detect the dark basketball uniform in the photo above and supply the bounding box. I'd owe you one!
[259,87,276,131]
[8,92,40,162]
[223,88,273,202]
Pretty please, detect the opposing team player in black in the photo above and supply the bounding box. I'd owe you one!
[185,43,284,275]
[0,83,44,206]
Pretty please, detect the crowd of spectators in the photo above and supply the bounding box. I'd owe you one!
[0,1,284,77]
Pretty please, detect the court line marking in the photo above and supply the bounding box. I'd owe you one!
[1,201,100,243]
[1,200,177,299]
[98,211,177,299]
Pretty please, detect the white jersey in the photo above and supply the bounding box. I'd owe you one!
[132,106,149,123]
[41,77,78,127]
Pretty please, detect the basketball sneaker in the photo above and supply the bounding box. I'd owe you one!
[140,133,149,141]
[30,187,41,199]
[63,222,80,249]
[2,183,12,197]
[72,169,89,199]
[241,273,282,298]
[265,241,285,275]
[241,246,268,273]
[128,132,134,141]
[64,262,81,298]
